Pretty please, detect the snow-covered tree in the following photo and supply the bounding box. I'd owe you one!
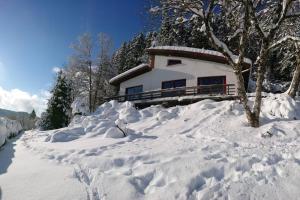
[189,17,210,49]
[158,5,176,46]
[93,33,116,109]
[40,71,72,130]
[70,33,94,113]
[29,110,36,120]
[160,0,300,127]
[112,42,129,74]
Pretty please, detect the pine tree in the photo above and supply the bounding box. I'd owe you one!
[40,71,72,130]
[112,42,128,74]
[29,110,36,119]
[189,18,211,49]
[158,6,175,46]
[172,8,190,46]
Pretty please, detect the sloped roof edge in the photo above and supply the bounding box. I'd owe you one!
[147,46,252,67]
[109,64,151,86]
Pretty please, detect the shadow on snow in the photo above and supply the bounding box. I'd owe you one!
[0,133,22,175]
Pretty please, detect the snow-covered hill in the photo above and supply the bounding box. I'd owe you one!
[1,94,300,200]
[0,108,35,130]
[0,108,29,119]
[0,117,23,147]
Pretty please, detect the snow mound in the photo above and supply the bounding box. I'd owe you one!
[46,101,169,142]
[262,94,299,119]
[0,117,23,147]
[104,127,125,138]
[17,94,300,200]
[45,127,85,142]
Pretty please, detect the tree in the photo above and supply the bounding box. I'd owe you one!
[158,5,175,46]
[29,110,36,119]
[161,0,300,127]
[40,71,72,130]
[189,17,211,49]
[93,33,116,109]
[70,33,94,113]
[112,42,129,74]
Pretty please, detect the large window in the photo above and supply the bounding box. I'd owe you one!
[167,59,182,66]
[162,79,186,97]
[125,85,143,100]
[162,79,186,89]
[197,76,226,94]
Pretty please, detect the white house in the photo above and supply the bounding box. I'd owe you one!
[109,46,251,105]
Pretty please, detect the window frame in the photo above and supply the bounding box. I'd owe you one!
[197,76,226,94]
[125,85,143,95]
[167,59,182,66]
[162,79,186,89]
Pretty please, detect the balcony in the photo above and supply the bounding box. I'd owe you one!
[106,84,237,107]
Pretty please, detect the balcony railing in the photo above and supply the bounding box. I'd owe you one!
[106,84,235,102]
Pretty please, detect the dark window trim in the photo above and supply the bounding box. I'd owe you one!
[197,76,226,85]
[197,76,227,94]
[167,59,182,66]
[161,79,186,89]
[125,85,143,95]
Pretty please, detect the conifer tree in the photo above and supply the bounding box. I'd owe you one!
[40,71,72,130]
[158,6,174,46]
[29,110,36,119]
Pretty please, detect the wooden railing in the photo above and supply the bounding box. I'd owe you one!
[106,84,235,102]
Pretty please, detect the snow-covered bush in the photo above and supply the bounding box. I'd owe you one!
[262,94,299,120]
[71,96,89,116]
[0,117,23,147]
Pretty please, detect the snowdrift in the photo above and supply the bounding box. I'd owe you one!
[16,94,300,200]
[261,94,299,119]
[0,117,23,147]
[45,101,180,143]
[46,94,300,144]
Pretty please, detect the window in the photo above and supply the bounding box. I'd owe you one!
[162,79,186,89]
[125,85,143,100]
[167,59,182,66]
[162,79,186,97]
[197,76,226,94]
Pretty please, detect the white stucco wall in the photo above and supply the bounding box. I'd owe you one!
[119,55,238,95]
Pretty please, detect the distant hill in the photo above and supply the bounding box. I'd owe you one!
[0,108,30,120]
[0,108,36,130]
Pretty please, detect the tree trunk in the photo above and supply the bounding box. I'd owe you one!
[287,45,300,98]
[251,43,269,127]
[89,62,93,113]
[93,71,102,111]
[233,66,254,123]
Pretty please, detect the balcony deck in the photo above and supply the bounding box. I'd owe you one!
[106,84,238,108]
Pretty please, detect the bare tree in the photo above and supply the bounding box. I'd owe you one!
[287,42,300,98]
[93,33,115,110]
[161,0,300,127]
[70,33,94,113]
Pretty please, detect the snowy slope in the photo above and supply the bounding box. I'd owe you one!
[0,117,22,147]
[1,94,300,200]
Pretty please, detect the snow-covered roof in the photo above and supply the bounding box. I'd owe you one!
[110,46,253,86]
[109,64,151,85]
[148,46,252,65]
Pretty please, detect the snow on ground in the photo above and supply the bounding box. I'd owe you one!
[1,94,300,200]
[0,117,23,147]
[0,135,86,200]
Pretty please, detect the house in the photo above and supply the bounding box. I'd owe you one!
[109,46,252,107]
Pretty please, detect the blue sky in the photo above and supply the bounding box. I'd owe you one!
[0,0,148,94]
[0,0,149,113]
